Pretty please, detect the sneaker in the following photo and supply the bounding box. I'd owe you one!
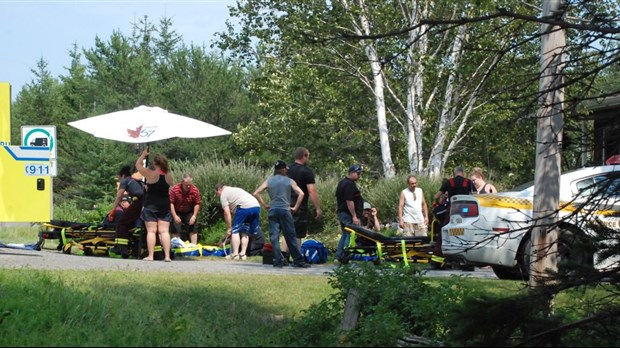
[292,263,311,268]
[225,254,239,260]
[273,263,284,268]
[240,255,247,261]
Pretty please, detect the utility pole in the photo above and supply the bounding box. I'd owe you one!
[530,0,566,288]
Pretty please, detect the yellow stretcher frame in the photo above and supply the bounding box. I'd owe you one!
[342,224,445,266]
[38,220,143,258]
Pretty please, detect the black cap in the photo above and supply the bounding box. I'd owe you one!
[348,164,362,173]
[274,160,288,170]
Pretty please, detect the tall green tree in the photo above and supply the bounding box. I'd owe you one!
[12,16,256,205]
[216,0,542,178]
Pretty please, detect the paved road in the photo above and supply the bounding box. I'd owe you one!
[0,247,498,279]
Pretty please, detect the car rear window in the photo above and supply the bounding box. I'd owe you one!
[450,201,479,217]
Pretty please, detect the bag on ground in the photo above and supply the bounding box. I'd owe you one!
[300,239,329,264]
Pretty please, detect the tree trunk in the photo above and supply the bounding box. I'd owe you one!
[346,0,396,178]
[530,0,566,288]
[405,1,428,175]
[428,24,466,178]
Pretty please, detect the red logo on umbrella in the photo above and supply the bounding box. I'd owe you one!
[127,125,143,138]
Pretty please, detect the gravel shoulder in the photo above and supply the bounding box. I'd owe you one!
[0,246,498,278]
[0,247,338,276]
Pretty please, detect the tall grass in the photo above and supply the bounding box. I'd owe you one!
[0,224,40,244]
[1,266,610,346]
[0,270,334,346]
[47,156,447,250]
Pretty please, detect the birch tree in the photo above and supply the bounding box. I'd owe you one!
[217,0,538,178]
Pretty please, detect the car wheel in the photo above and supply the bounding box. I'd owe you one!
[557,225,594,269]
[517,226,594,280]
[516,237,532,281]
[492,265,523,280]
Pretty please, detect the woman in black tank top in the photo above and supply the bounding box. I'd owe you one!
[136,148,174,261]
[470,167,498,194]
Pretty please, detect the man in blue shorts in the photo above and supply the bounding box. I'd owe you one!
[215,183,261,261]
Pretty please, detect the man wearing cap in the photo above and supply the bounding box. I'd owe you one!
[361,202,381,232]
[253,160,310,268]
[334,164,364,262]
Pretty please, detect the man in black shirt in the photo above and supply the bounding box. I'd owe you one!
[335,164,364,261]
[288,147,322,248]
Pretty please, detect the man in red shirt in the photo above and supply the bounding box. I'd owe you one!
[169,174,202,244]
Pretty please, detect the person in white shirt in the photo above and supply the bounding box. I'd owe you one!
[397,175,429,237]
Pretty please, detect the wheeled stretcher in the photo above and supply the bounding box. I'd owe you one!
[38,220,229,259]
[38,220,144,258]
[342,224,444,266]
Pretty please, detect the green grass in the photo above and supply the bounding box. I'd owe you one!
[0,270,333,346]
[0,223,40,245]
[2,225,617,346]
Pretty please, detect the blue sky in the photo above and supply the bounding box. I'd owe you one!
[1,0,236,100]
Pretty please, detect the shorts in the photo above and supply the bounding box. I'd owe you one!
[292,205,309,239]
[171,211,196,233]
[402,222,428,237]
[232,206,260,235]
[141,208,172,223]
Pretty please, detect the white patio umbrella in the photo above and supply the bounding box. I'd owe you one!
[68,105,231,143]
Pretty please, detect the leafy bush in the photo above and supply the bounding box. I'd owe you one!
[282,263,466,346]
[54,199,111,223]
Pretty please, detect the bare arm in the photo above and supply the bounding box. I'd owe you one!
[370,208,381,231]
[433,191,444,200]
[111,187,125,213]
[223,205,232,232]
[165,172,174,186]
[422,195,429,225]
[190,203,200,225]
[135,148,158,183]
[397,191,405,229]
[220,205,233,246]
[347,200,359,226]
[307,183,322,219]
[170,201,181,224]
[253,180,270,210]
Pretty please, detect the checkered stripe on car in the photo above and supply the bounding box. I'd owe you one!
[477,194,533,210]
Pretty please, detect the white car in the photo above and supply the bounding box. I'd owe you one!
[441,165,620,280]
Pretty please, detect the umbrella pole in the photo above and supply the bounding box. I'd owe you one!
[145,143,150,168]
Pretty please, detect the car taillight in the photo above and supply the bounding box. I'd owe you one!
[450,201,479,217]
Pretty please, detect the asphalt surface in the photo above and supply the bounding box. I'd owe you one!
[0,246,498,278]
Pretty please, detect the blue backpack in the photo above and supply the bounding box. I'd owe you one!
[301,239,329,264]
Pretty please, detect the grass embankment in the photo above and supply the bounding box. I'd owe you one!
[1,224,615,346]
